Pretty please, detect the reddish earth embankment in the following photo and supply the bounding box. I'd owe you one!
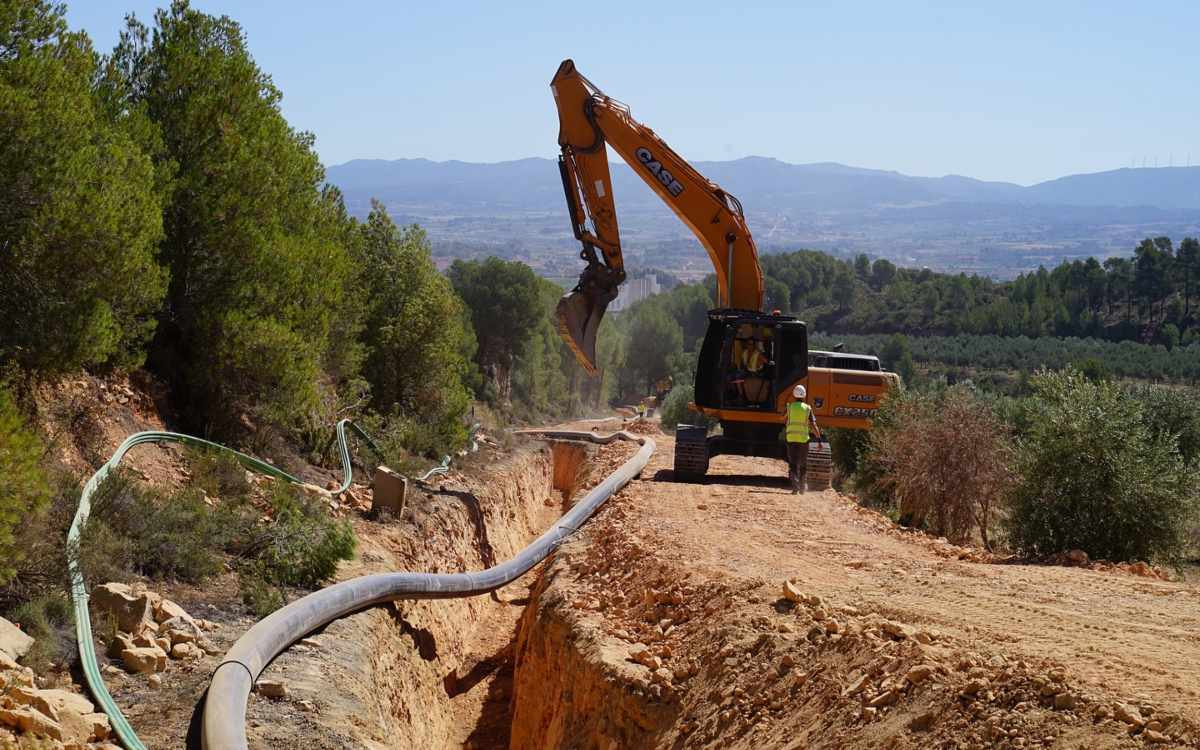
[245,436,637,749]
[509,430,1200,749]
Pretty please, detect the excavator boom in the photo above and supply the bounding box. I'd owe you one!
[551,59,764,371]
[548,59,899,483]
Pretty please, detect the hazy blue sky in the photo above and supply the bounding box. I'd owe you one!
[68,1,1199,185]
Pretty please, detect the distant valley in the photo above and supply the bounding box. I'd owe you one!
[326,157,1200,280]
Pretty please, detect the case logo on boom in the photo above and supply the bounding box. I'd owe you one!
[635,147,684,197]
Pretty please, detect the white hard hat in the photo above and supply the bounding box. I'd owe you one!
[793,384,806,399]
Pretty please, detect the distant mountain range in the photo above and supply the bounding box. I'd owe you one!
[328,157,1200,212]
[325,157,1200,279]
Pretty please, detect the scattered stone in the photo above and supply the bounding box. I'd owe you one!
[781,580,803,603]
[91,583,155,633]
[960,677,990,697]
[1054,692,1076,710]
[83,712,111,741]
[121,646,167,674]
[154,598,194,625]
[868,688,899,708]
[880,620,912,640]
[811,608,827,621]
[1115,703,1145,728]
[0,706,64,740]
[905,664,935,685]
[255,679,288,698]
[1066,549,1089,565]
[652,667,673,685]
[37,689,93,717]
[909,711,937,732]
[163,621,199,645]
[823,619,840,634]
[155,636,172,653]
[9,686,57,721]
[1143,730,1171,744]
[843,673,869,697]
[148,674,162,689]
[171,642,200,660]
[0,616,35,662]
[861,706,877,722]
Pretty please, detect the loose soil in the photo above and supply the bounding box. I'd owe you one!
[509,427,1200,749]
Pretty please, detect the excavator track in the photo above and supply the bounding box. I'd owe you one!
[672,424,709,481]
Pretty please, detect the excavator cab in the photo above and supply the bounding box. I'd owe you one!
[693,310,807,414]
[673,310,808,480]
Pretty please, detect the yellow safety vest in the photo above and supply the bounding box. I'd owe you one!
[743,346,765,371]
[786,401,812,443]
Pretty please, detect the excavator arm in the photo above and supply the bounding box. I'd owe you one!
[551,59,764,372]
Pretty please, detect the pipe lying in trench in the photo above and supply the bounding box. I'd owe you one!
[201,429,653,750]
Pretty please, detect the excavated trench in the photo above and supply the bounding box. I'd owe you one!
[242,438,609,749]
[242,434,1200,750]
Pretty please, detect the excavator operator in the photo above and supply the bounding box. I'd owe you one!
[728,325,772,405]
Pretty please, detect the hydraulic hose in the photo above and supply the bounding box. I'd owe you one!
[69,420,385,750]
[201,429,652,750]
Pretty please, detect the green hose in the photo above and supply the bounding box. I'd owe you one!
[67,419,383,750]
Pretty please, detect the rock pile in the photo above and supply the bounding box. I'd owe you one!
[91,582,220,677]
[0,617,115,747]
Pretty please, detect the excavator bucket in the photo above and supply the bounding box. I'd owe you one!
[556,287,612,376]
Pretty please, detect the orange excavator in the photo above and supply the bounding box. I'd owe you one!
[550,59,898,480]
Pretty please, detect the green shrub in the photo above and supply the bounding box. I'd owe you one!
[1008,369,1198,562]
[239,484,356,588]
[238,573,286,618]
[865,385,1015,549]
[3,593,73,672]
[849,387,911,508]
[80,470,355,616]
[84,474,238,583]
[187,447,252,501]
[659,384,714,431]
[827,427,869,480]
[0,386,50,586]
[1128,384,1200,466]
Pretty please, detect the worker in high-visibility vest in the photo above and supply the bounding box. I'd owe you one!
[785,384,821,494]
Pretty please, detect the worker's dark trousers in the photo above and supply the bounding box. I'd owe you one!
[787,441,809,492]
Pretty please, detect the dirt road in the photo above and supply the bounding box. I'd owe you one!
[633,439,1200,714]
[512,423,1200,748]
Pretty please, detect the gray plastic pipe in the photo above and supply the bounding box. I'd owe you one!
[202,430,652,750]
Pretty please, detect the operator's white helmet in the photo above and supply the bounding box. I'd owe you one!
[793,384,806,399]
